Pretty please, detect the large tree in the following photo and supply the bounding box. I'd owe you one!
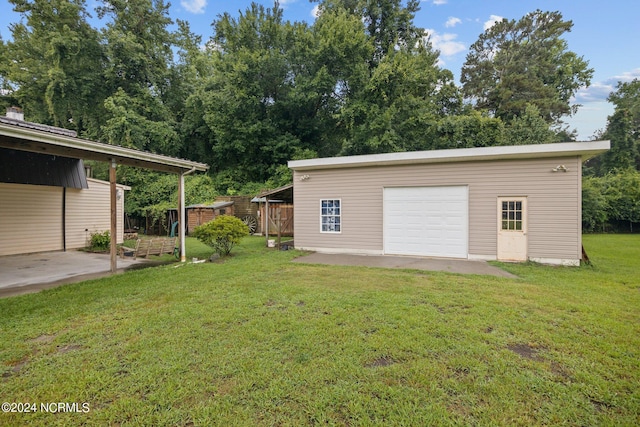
[192,2,378,185]
[314,0,422,66]
[601,79,640,172]
[339,46,457,155]
[322,0,459,155]
[197,3,304,184]
[98,0,181,154]
[1,0,106,136]
[461,10,593,125]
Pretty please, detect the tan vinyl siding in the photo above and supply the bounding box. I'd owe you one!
[293,156,582,261]
[0,179,126,256]
[0,183,63,255]
[65,178,126,249]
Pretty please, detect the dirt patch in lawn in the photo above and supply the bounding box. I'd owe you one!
[56,344,82,354]
[1,356,29,379]
[366,355,397,368]
[507,343,541,360]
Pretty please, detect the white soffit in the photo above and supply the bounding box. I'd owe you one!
[288,141,610,171]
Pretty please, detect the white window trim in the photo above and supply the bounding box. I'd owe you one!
[320,199,342,234]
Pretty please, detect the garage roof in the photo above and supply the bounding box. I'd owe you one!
[0,118,208,174]
[288,141,611,171]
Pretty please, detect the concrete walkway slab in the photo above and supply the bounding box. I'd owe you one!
[0,251,153,298]
[292,253,517,278]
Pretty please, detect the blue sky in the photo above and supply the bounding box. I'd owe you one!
[1,0,639,140]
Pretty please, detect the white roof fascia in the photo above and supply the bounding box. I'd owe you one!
[288,141,610,171]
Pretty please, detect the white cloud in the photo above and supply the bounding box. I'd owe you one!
[445,17,461,28]
[484,15,503,31]
[432,0,448,5]
[573,68,640,103]
[611,68,640,83]
[311,5,321,19]
[573,82,614,103]
[424,29,466,57]
[181,0,206,14]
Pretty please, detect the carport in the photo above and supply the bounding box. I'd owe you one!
[0,115,208,273]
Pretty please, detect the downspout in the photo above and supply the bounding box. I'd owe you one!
[179,167,197,262]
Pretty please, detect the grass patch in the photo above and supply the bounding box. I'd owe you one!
[1,235,638,425]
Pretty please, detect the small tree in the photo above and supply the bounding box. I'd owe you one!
[192,215,249,257]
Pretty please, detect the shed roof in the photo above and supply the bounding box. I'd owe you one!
[0,120,208,174]
[251,184,294,203]
[288,141,610,171]
[186,201,234,209]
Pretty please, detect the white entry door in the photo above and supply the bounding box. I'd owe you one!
[384,186,468,258]
[497,197,527,261]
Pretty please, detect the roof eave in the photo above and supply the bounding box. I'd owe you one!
[288,141,611,171]
[0,122,209,174]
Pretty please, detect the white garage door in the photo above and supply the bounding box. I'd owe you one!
[384,186,468,258]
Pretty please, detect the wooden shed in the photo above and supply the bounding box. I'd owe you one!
[214,195,261,234]
[252,184,294,238]
[186,201,235,234]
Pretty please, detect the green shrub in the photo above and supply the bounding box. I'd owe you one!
[582,176,608,232]
[192,215,250,257]
[89,230,111,251]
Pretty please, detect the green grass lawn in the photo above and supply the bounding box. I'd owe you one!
[1,235,638,426]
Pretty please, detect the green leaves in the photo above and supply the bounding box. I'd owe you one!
[582,169,640,232]
[461,9,593,125]
[3,0,105,132]
[601,79,640,172]
[192,215,250,257]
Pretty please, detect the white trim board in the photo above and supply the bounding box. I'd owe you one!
[289,141,610,171]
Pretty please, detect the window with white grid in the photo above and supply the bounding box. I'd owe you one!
[320,199,341,233]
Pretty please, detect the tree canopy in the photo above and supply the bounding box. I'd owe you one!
[461,10,593,125]
[582,79,640,232]
[1,0,105,134]
[3,1,630,231]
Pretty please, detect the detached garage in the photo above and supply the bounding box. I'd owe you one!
[289,141,609,266]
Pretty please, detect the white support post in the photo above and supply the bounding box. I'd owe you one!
[265,199,269,246]
[179,171,186,262]
[109,159,117,273]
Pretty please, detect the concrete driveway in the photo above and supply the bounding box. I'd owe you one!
[0,251,153,298]
[292,252,517,278]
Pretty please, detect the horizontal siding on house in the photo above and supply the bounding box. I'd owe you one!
[293,156,582,261]
[66,178,125,249]
[0,179,126,256]
[0,183,63,255]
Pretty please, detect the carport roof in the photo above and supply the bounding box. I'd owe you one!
[288,140,611,171]
[0,118,208,174]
